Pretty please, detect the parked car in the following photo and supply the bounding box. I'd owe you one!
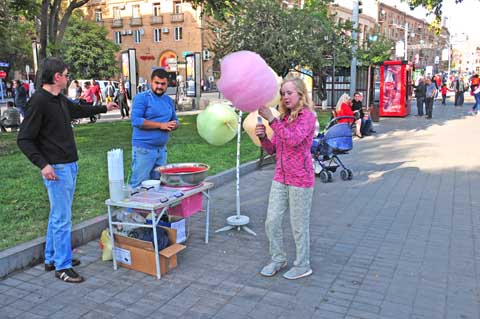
[68,80,119,101]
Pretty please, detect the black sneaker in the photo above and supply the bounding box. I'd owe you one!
[55,268,84,283]
[45,258,81,272]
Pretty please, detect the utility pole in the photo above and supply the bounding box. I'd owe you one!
[404,22,408,60]
[350,0,359,96]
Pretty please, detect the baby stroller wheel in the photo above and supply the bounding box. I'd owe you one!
[327,171,333,182]
[320,170,330,183]
[340,169,349,181]
[347,169,353,180]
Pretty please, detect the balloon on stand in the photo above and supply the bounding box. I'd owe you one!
[217,51,278,112]
[242,108,280,147]
[197,103,239,146]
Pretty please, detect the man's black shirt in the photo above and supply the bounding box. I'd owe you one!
[17,88,107,169]
[352,100,364,119]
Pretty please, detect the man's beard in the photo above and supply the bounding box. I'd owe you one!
[153,89,165,96]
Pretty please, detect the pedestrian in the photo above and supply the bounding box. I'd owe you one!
[105,81,115,103]
[470,74,480,115]
[454,76,466,106]
[28,79,35,97]
[129,68,179,189]
[413,77,426,116]
[440,84,453,105]
[13,80,28,117]
[255,76,316,280]
[114,82,129,119]
[17,57,118,283]
[425,78,437,119]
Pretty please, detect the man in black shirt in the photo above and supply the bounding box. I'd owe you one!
[17,57,117,283]
[352,92,375,136]
[414,77,426,116]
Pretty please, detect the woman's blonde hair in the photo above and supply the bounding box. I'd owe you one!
[278,76,314,123]
[335,93,351,112]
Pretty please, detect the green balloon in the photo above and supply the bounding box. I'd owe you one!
[197,103,239,146]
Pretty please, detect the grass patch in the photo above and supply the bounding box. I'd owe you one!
[0,111,330,250]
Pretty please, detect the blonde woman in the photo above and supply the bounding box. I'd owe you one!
[335,93,359,136]
[255,77,316,280]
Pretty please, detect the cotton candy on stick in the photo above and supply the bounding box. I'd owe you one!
[265,67,282,108]
[217,51,278,112]
[242,108,280,147]
[197,103,239,146]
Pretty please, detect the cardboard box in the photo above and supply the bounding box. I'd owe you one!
[113,226,186,277]
[157,216,187,243]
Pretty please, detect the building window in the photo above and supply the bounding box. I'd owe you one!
[174,26,182,41]
[174,1,182,14]
[153,2,161,16]
[114,31,122,44]
[154,28,161,42]
[95,9,102,22]
[134,30,141,43]
[113,6,121,19]
[132,4,140,18]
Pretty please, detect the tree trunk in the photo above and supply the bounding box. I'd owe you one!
[39,0,49,60]
[38,0,90,60]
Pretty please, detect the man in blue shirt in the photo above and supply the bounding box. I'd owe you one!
[130,68,179,188]
[425,78,437,119]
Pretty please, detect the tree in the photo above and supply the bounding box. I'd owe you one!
[0,0,37,75]
[357,35,394,66]
[60,14,120,79]
[207,0,340,76]
[38,0,89,60]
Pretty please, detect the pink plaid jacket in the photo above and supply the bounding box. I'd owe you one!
[261,109,316,188]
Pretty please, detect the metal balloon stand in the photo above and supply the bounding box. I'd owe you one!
[216,110,257,236]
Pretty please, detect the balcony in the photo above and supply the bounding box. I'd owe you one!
[171,13,184,23]
[151,15,163,25]
[112,18,123,28]
[130,17,143,26]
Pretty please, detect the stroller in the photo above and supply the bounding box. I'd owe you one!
[311,116,355,183]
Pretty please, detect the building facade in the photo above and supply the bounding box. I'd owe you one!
[82,0,213,84]
[377,3,450,73]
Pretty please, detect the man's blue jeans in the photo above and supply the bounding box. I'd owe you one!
[43,162,78,270]
[130,146,167,188]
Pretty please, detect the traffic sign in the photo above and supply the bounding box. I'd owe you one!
[0,70,6,79]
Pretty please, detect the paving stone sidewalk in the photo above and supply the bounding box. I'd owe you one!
[1,97,479,319]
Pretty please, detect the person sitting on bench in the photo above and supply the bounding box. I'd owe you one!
[1,101,21,132]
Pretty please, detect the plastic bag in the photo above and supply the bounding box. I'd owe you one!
[99,229,113,261]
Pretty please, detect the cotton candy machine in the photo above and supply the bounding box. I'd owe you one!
[156,163,209,187]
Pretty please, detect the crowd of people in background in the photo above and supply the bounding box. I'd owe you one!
[412,72,480,119]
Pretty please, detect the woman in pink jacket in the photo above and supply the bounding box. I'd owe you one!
[255,76,316,280]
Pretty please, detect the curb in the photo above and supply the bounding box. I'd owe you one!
[0,157,268,278]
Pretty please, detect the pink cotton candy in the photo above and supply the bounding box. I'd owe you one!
[217,51,278,112]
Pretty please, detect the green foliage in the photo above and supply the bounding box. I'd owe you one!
[357,35,394,66]
[208,0,341,75]
[407,0,464,28]
[0,0,36,73]
[61,14,120,79]
[189,0,240,21]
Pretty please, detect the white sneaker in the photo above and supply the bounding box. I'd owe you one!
[282,266,313,280]
[260,261,287,277]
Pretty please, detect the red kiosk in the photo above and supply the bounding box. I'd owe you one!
[379,60,413,117]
